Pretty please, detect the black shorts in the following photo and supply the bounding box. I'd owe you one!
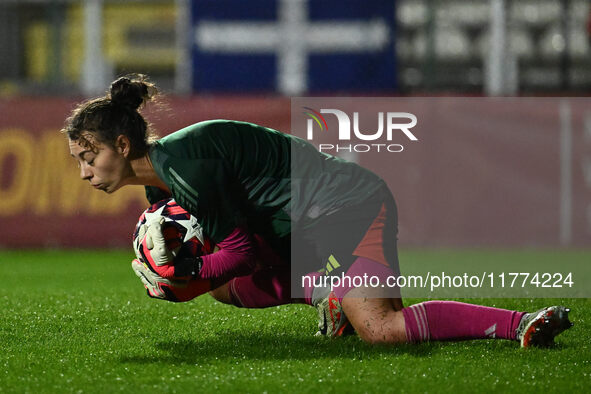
[290,184,399,297]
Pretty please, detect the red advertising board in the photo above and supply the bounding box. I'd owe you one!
[290,97,591,248]
[0,96,290,247]
[1,97,589,247]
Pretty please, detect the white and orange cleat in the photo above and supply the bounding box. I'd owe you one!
[516,306,573,347]
[313,286,352,337]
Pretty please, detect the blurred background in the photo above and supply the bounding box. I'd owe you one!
[0,0,590,249]
[2,0,591,96]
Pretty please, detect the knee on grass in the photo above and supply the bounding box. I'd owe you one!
[342,296,408,345]
[355,323,408,345]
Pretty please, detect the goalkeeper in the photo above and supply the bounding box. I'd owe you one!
[63,74,572,347]
[131,205,294,309]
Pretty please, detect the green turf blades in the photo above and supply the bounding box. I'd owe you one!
[0,249,588,393]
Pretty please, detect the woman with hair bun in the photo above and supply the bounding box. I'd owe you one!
[63,75,573,347]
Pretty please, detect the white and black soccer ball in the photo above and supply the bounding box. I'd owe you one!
[133,198,213,264]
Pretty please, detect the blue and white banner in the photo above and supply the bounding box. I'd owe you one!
[190,0,397,94]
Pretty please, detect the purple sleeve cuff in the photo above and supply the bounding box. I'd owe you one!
[199,227,256,281]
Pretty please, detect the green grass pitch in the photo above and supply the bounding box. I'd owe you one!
[1,249,589,393]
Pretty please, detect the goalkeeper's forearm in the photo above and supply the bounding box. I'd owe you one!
[196,227,257,282]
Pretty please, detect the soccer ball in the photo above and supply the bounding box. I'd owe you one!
[133,198,214,265]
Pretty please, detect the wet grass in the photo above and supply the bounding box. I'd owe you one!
[0,249,589,393]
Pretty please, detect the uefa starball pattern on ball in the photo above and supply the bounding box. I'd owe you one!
[133,198,214,273]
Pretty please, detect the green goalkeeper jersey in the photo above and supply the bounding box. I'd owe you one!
[145,120,384,245]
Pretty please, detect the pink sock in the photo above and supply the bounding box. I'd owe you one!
[402,301,525,342]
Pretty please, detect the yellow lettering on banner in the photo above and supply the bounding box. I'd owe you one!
[32,132,53,214]
[59,170,94,215]
[87,184,147,215]
[33,132,84,215]
[0,130,34,215]
[87,181,114,215]
[112,185,147,215]
[0,128,150,218]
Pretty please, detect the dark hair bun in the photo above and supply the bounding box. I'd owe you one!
[109,75,156,110]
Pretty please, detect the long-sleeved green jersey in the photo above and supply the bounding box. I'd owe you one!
[145,120,384,246]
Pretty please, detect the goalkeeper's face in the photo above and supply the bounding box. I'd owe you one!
[69,133,133,193]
